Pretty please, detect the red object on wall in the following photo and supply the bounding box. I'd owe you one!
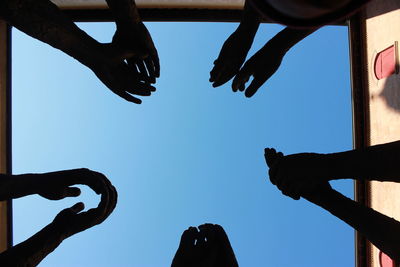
[374,45,396,80]
[379,250,395,267]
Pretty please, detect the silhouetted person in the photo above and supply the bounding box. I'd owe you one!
[265,146,400,261]
[210,0,369,98]
[0,168,117,266]
[0,0,159,104]
[172,224,238,267]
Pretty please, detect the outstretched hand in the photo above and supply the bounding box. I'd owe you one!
[112,22,160,84]
[51,172,117,239]
[32,168,113,201]
[210,28,255,88]
[172,224,238,267]
[264,148,332,200]
[232,41,285,98]
[90,22,159,104]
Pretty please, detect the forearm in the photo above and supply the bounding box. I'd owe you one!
[267,27,316,53]
[323,140,400,182]
[105,0,141,28]
[0,222,64,267]
[305,188,400,261]
[237,0,261,34]
[1,0,102,67]
[0,174,38,201]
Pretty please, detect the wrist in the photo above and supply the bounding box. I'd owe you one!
[303,184,335,206]
[50,220,69,241]
[237,21,259,36]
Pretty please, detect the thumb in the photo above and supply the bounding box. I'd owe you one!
[63,187,81,198]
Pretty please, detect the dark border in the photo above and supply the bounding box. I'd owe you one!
[6,23,12,249]
[63,8,245,22]
[62,7,347,24]
[348,10,370,267]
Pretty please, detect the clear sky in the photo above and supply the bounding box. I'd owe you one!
[12,21,353,266]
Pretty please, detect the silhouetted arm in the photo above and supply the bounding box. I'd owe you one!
[267,141,400,196]
[0,0,102,66]
[320,141,400,182]
[0,169,110,201]
[305,185,400,261]
[0,218,65,267]
[210,0,261,87]
[232,27,316,97]
[0,0,155,103]
[0,178,117,266]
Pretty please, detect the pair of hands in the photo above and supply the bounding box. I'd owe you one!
[172,224,238,267]
[210,28,285,98]
[30,168,117,239]
[91,22,160,104]
[264,148,332,201]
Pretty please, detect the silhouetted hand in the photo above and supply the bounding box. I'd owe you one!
[52,174,117,239]
[88,42,155,104]
[264,148,330,200]
[232,41,285,98]
[112,22,160,84]
[172,224,238,267]
[29,168,112,201]
[210,28,254,88]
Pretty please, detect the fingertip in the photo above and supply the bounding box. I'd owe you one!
[245,88,256,98]
[69,187,81,197]
[72,202,85,212]
[212,81,222,88]
[231,77,242,93]
[231,82,238,92]
[133,98,142,104]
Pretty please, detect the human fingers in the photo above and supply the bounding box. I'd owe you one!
[62,187,81,198]
[264,148,277,167]
[135,60,152,83]
[70,202,85,213]
[89,180,117,225]
[125,83,153,96]
[127,59,151,83]
[57,168,106,195]
[151,51,160,78]
[209,59,219,81]
[213,224,230,245]
[78,169,109,195]
[281,183,301,200]
[144,57,156,83]
[196,229,207,248]
[232,69,250,93]
[123,72,156,94]
[209,60,225,85]
[211,65,240,88]
[244,74,267,98]
[180,227,198,247]
[53,202,84,223]
[268,161,281,185]
[198,223,216,243]
[114,90,142,104]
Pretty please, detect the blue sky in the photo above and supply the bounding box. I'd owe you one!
[12,21,353,266]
